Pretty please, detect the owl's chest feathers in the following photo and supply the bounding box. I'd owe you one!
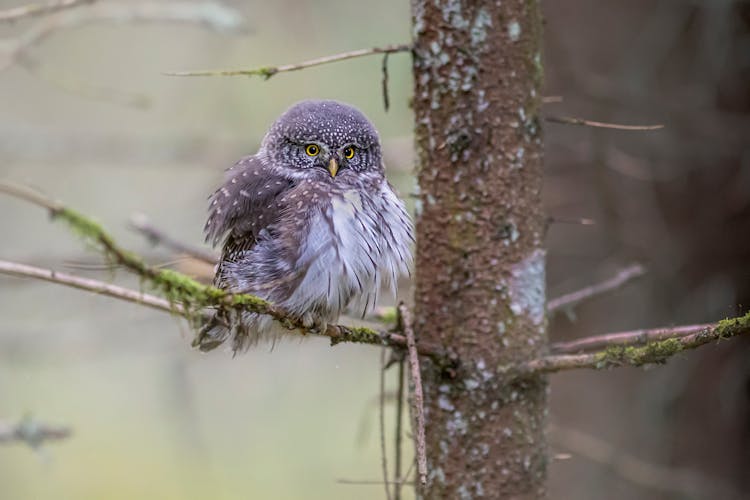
[282,188,384,317]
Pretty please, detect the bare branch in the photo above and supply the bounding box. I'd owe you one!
[545,115,664,131]
[398,304,427,489]
[550,323,713,354]
[501,312,750,377]
[548,264,646,315]
[0,0,94,23]
[0,180,60,210]
[166,43,412,78]
[336,479,414,486]
[0,259,182,315]
[0,416,71,448]
[129,212,217,264]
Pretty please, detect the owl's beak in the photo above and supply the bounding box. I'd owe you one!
[327,158,339,178]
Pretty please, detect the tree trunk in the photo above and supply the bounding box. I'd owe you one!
[411,0,547,498]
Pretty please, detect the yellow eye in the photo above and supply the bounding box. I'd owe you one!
[343,146,355,159]
[305,144,320,156]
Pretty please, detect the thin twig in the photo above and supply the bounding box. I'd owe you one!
[550,323,714,354]
[0,416,71,448]
[379,348,393,500]
[129,213,217,264]
[336,479,415,486]
[0,0,94,23]
[545,115,664,131]
[393,357,405,500]
[0,260,184,315]
[166,43,412,78]
[398,303,427,489]
[548,264,646,315]
[501,312,750,377]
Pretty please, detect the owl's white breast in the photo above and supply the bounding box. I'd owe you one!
[282,182,412,321]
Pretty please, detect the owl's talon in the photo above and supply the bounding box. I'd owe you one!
[301,312,315,330]
[299,312,328,335]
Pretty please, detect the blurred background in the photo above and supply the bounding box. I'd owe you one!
[0,0,748,499]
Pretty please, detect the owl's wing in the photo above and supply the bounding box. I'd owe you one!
[204,154,293,266]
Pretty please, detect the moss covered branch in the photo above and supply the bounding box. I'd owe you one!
[499,311,750,378]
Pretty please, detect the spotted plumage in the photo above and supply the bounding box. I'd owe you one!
[198,100,414,352]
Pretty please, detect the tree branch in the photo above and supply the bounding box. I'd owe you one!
[398,304,427,489]
[550,323,714,354]
[500,312,750,377]
[545,115,664,131]
[548,263,646,315]
[165,43,412,78]
[129,212,217,264]
[0,0,94,23]
[0,416,71,448]
[0,259,184,315]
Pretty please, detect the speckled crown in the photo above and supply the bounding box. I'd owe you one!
[263,100,380,149]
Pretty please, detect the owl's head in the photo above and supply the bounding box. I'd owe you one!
[260,100,383,181]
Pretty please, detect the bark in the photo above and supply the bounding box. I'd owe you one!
[410,0,547,498]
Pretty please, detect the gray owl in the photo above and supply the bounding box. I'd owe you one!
[198,100,414,352]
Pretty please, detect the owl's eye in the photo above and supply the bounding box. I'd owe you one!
[343,146,355,159]
[305,144,320,156]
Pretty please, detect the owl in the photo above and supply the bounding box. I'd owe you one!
[197,100,414,352]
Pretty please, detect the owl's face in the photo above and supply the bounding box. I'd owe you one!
[260,100,383,182]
